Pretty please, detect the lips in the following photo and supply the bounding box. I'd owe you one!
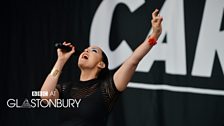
[81,53,89,60]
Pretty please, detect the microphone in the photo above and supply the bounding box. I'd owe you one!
[55,43,72,52]
[54,43,82,56]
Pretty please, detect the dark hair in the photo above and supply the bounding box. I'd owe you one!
[98,50,110,79]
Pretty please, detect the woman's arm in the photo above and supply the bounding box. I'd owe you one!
[40,42,75,101]
[113,9,163,92]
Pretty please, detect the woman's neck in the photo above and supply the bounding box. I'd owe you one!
[80,69,98,81]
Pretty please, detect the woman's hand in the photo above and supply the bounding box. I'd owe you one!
[151,9,163,40]
[57,41,75,63]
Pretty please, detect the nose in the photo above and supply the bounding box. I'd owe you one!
[84,49,89,52]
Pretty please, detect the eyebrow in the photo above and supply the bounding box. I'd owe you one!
[91,47,99,51]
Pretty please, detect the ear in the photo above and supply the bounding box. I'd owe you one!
[97,61,105,69]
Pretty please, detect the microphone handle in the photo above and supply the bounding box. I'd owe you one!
[54,43,82,55]
[55,43,71,52]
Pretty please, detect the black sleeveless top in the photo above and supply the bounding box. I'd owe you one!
[56,76,120,126]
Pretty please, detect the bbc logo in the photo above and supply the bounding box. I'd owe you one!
[32,91,48,96]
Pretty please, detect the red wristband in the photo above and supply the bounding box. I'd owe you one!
[148,37,157,46]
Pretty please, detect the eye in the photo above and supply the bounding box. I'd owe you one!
[91,48,98,53]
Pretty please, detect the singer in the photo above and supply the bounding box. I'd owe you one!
[40,9,163,126]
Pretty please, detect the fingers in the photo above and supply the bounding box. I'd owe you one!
[157,15,163,24]
[63,41,73,48]
[152,9,159,19]
[151,9,163,24]
[62,41,75,53]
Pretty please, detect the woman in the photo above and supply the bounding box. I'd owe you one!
[41,9,163,126]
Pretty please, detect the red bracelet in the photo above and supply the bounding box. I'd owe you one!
[148,37,157,46]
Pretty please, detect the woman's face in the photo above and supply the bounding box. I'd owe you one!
[78,45,104,69]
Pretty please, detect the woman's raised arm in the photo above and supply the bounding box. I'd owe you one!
[113,9,163,92]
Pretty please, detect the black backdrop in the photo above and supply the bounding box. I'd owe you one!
[2,0,224,126]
